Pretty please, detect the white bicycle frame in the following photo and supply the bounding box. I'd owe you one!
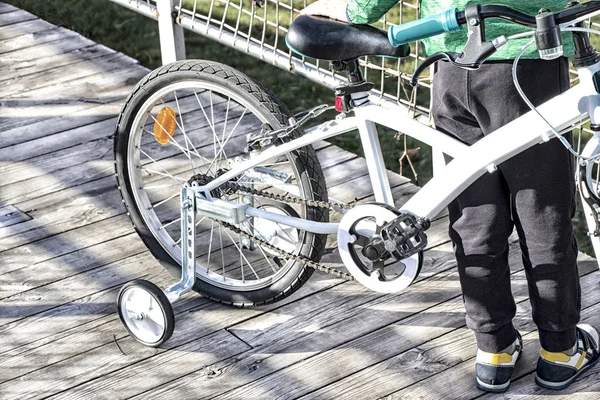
[196,63,600,239]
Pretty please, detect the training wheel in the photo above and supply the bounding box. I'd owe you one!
[117,279,175,347]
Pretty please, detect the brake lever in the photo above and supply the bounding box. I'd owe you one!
[410,5,506,87]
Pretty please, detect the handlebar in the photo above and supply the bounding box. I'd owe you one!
[388,8,460,47]
[388,1,600,47]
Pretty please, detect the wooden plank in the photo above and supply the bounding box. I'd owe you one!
[0,151,349,280]
[0,175,125,252]
[204,254,598,400]
[0,224,356,382]
[0,214,134,274]
[118,243,455,399]
[0,26,78,54]
[1,46,119,97]
[0,329,250,400]
[4,147,412,316]
[0,17,55,40]
[0,119,319,203]
[300,254,600,400]
[0,265,202,357]
[0,252,165,325]
[0,205,30,228]
[0,161,438,393]
[0,2,19,14]
[130,249,462,399]
[47,244,458,399]
[0,55,144,132]
[0,91,210,159]
[0,137,413,256]
[0,252,170,352]
[0,35,99,82]
[0,143,345,298]
[141,246,563,400]
[0,9,36,27]
[0,248,346,382]
[229,242,457,349]
[0,232,146,300]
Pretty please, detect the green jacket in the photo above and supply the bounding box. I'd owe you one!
[346,0,575,60]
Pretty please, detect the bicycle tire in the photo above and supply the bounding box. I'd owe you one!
[114,60,329,306]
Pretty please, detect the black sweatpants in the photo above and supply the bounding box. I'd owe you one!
[432,58,581,353]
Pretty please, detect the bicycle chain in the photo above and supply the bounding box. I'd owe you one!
[216,182,356,281]
[223,181,356,212]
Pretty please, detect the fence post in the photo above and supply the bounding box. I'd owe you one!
[156,0,186,64]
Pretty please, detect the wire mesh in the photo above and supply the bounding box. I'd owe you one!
[172,0,432,114]
[110,0,600,149]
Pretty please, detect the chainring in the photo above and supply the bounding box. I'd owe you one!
[337,203,422,293]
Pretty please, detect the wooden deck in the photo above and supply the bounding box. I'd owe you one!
[1,3,600,398]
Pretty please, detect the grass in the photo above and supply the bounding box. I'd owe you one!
[5,0,594,254]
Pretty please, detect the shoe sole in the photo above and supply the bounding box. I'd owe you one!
[535,356,600,390]
[476,378,511,393]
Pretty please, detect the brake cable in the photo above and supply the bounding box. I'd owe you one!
[511,26,600,165]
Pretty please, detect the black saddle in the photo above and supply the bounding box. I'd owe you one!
[286,15,410,61]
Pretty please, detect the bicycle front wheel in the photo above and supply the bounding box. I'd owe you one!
[114,60,329,306]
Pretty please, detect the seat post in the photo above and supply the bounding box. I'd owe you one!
[330,59,364,83]
[331,59,374,112]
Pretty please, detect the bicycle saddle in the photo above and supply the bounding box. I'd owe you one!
[286,15,410,61]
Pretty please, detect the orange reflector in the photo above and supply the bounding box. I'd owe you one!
[153,107,177,144]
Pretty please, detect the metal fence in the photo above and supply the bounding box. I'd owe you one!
[109,0,433,115]
[108,0,600,182]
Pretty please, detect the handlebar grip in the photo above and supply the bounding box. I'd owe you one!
[388,8,461,47]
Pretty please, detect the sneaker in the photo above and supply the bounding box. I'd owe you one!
[476,331,523,393]
[535,324,600,390]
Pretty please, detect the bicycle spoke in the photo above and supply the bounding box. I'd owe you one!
[151,193,179,209]
[125,80,314,292]
[257,245,278,273]
[139,148,185,183]
[158,217,181,231]
[142,182,182,190]
[206,105,248,174]
[141,166,184,183]
[144,118,209,168]
[171,93,198,174]
[207,221,215,273]
[222,228,260,280]
[219,224,226,280]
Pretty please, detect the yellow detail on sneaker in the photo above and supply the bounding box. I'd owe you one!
[477,352,513,365]
[575,351,587,369]
[540,349,571,363]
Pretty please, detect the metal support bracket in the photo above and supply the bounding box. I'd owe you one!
[164,185,196,303]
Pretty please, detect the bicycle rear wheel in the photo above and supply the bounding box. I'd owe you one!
[114,60,329,306]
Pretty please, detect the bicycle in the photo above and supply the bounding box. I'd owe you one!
[114,1,600,347]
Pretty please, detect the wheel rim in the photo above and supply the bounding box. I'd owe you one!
[126,80,308,291]
[120,286,166,344]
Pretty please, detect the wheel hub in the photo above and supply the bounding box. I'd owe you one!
[187,169,236,198]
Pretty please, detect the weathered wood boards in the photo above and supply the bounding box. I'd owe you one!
[2,3,600,400]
